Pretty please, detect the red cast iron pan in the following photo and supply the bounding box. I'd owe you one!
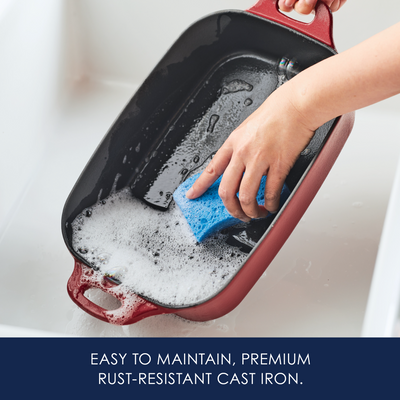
[62,0,355,325]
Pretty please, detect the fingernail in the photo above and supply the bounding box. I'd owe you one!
[285,0,294,6]
[185,187,194,199]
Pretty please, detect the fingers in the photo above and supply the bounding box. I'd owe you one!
[278,0,296,12]
[263,163,291,214]
[186,151,290,221]
[280,0,346,14]
[330,0,347,12]
[238,169,269,220]
[220,162,288,221]
[186,146,232,200]
[187,161,289,221]
[293,0,318,15]
[263,175,285,214]
[218,162,250,222]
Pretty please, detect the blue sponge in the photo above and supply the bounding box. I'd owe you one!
[173,173,291,242]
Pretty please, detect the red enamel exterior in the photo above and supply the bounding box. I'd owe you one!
[67,259,173,325]
[247,0,335,49]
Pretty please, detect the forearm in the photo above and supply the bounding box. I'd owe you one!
[285,21,400,130]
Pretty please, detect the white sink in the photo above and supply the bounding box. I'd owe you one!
[1,0,400,337]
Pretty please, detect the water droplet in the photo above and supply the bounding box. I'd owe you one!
[85,209,92,217]
[193,155,200,163]
[301,148,310,156]
[244,98,253,106]
[221,79,253,94]
[135,143,141,152]
[207,114,219,133]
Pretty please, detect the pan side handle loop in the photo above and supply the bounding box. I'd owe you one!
[67,259,171,325]
[247,0,335,50]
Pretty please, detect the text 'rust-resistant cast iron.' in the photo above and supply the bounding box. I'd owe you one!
[62,0,355,325]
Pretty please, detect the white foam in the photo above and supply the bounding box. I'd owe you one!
[71,188,247,307]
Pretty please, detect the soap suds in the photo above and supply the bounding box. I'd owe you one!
[71,188,247,307]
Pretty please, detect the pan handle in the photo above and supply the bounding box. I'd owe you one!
[247,0,335,50]
[67,259,171,325]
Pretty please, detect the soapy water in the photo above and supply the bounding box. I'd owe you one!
[72,188,248,307]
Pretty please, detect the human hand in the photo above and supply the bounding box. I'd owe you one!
[185,83,315,222]
[278,0,347,15]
